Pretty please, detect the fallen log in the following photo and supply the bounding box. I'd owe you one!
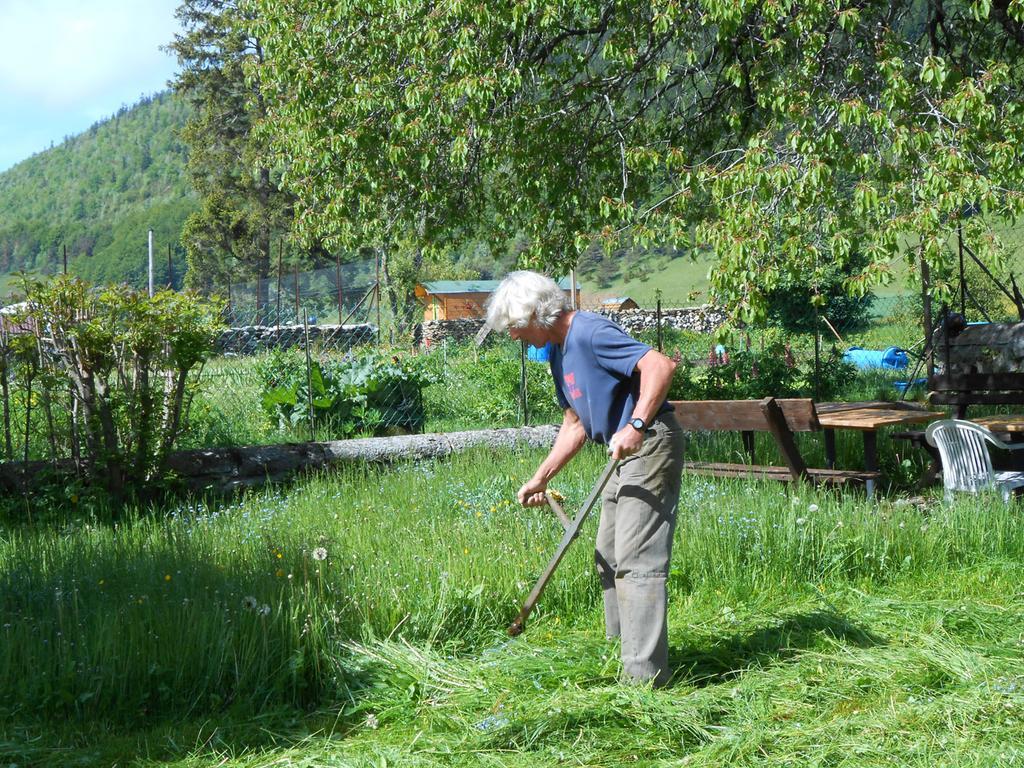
[167,424,560,493]
[0,425,560,496]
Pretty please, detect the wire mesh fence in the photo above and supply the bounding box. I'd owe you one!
[8,231,1024,465]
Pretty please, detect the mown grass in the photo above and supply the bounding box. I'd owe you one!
[2,446,1024,766]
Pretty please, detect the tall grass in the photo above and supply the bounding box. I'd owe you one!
[2,445,1023,731]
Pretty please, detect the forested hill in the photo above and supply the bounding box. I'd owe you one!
[0,92,196,293]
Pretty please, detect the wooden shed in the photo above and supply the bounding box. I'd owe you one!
[600,296,640,311]
[415,278,580,322]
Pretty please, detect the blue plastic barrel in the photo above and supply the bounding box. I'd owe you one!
[527,342,553,362]
[893,378,927,394]
[842,346,909,370]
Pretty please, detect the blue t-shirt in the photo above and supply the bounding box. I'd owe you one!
[549,312,672,445]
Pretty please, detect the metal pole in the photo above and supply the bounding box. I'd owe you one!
[294,261,300,324]
[376,250,382,346]
[520,340,529,426]
[276,238,283,329]
[303,309,315,437]
[63,244,67,275]
[147,229,154,297]
[656,295,663,352]
[957,222,966,317]
[813,307,821,402]
[921,250,934,380]
[570,268,578,309]
[336,252,344,324]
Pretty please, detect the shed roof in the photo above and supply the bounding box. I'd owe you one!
[601,297,634,305]
[416,277,579,297]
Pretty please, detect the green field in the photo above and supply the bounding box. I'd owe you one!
[3,445,1024,766]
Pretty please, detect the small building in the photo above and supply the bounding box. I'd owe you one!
[600,296,640,312]
[415,278,580,322]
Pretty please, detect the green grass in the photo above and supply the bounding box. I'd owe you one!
[3,446,1024,765]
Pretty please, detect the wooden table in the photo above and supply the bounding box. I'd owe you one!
[816,402,942,498]
[969,414,1024,434]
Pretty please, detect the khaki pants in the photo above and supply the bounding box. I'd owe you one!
[595,412,685,686]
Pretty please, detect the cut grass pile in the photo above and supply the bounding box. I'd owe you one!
[2,446,1024,766]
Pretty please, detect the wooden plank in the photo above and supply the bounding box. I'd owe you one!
[969,415,1024,433]
[682,461,879,485]
[761,397,808,481]
[928,373,1024,391]
[669,399,818,432]
[929,392,1024,406]
[816,408,940,430]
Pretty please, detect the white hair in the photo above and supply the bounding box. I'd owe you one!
[485,271,570,332]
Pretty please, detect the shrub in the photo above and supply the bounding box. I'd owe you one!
[8,276,223,501]
[258,348,432,437]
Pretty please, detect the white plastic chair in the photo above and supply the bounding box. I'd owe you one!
[925,419,1024,503]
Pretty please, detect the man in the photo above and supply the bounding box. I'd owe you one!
[485,270,684,686]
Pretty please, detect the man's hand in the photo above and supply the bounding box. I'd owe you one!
[608,424,644,460]
[517,477,548,507]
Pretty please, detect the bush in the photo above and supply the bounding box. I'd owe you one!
[257,348,432,437]
[5,276,223,501]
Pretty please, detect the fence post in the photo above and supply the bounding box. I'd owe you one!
[813,307,821,402]
[655,292,663,352]
[520,340,529,426]
[276,238,283,330]
[336,253,344,325]
[303,309,315,439]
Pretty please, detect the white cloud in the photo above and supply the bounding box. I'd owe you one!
[0,0,180,108]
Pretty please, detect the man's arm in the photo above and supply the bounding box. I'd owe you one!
[609,349,677,460]
[517,407,587,506]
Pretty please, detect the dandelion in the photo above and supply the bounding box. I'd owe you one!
[807,503,819,513]
[242,596,258,611]
[312,547,328,561]
[464,548,470,555]
[275,569,285,578]
[365,713,379,729]
[164,574,172,582]
[258,604,271,617]
[795,517,807,526]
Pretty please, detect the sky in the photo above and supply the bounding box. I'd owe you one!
[0,0,182,172]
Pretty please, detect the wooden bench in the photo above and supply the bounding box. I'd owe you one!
[893,321,1024,483]
[668,398,880,487]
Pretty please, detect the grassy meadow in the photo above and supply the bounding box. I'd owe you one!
[3,445,1024,766]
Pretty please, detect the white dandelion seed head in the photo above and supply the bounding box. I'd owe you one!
[258,604,271,617]
[312,547,328,561]
[807,503,819,513]
[795,517,807,526]
[242,595,258,611]
[365,713,379,729]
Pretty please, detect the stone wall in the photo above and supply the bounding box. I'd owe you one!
[415,306,726,346]
[418,318,487,348]
[216,323,378,355]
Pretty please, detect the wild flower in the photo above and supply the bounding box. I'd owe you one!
[795,517,807,526]
[258,604,271,617]
[242,596,258,611]
[312,547,328,561]
[366,713,379,729]
[808,503,819,513]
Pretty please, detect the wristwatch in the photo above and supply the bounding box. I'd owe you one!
[629,416,647,431]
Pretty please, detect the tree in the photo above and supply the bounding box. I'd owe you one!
[170,0,292,320]
[250,0,1024,322]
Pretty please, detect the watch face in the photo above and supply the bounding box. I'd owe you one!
[630,417,645,430]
